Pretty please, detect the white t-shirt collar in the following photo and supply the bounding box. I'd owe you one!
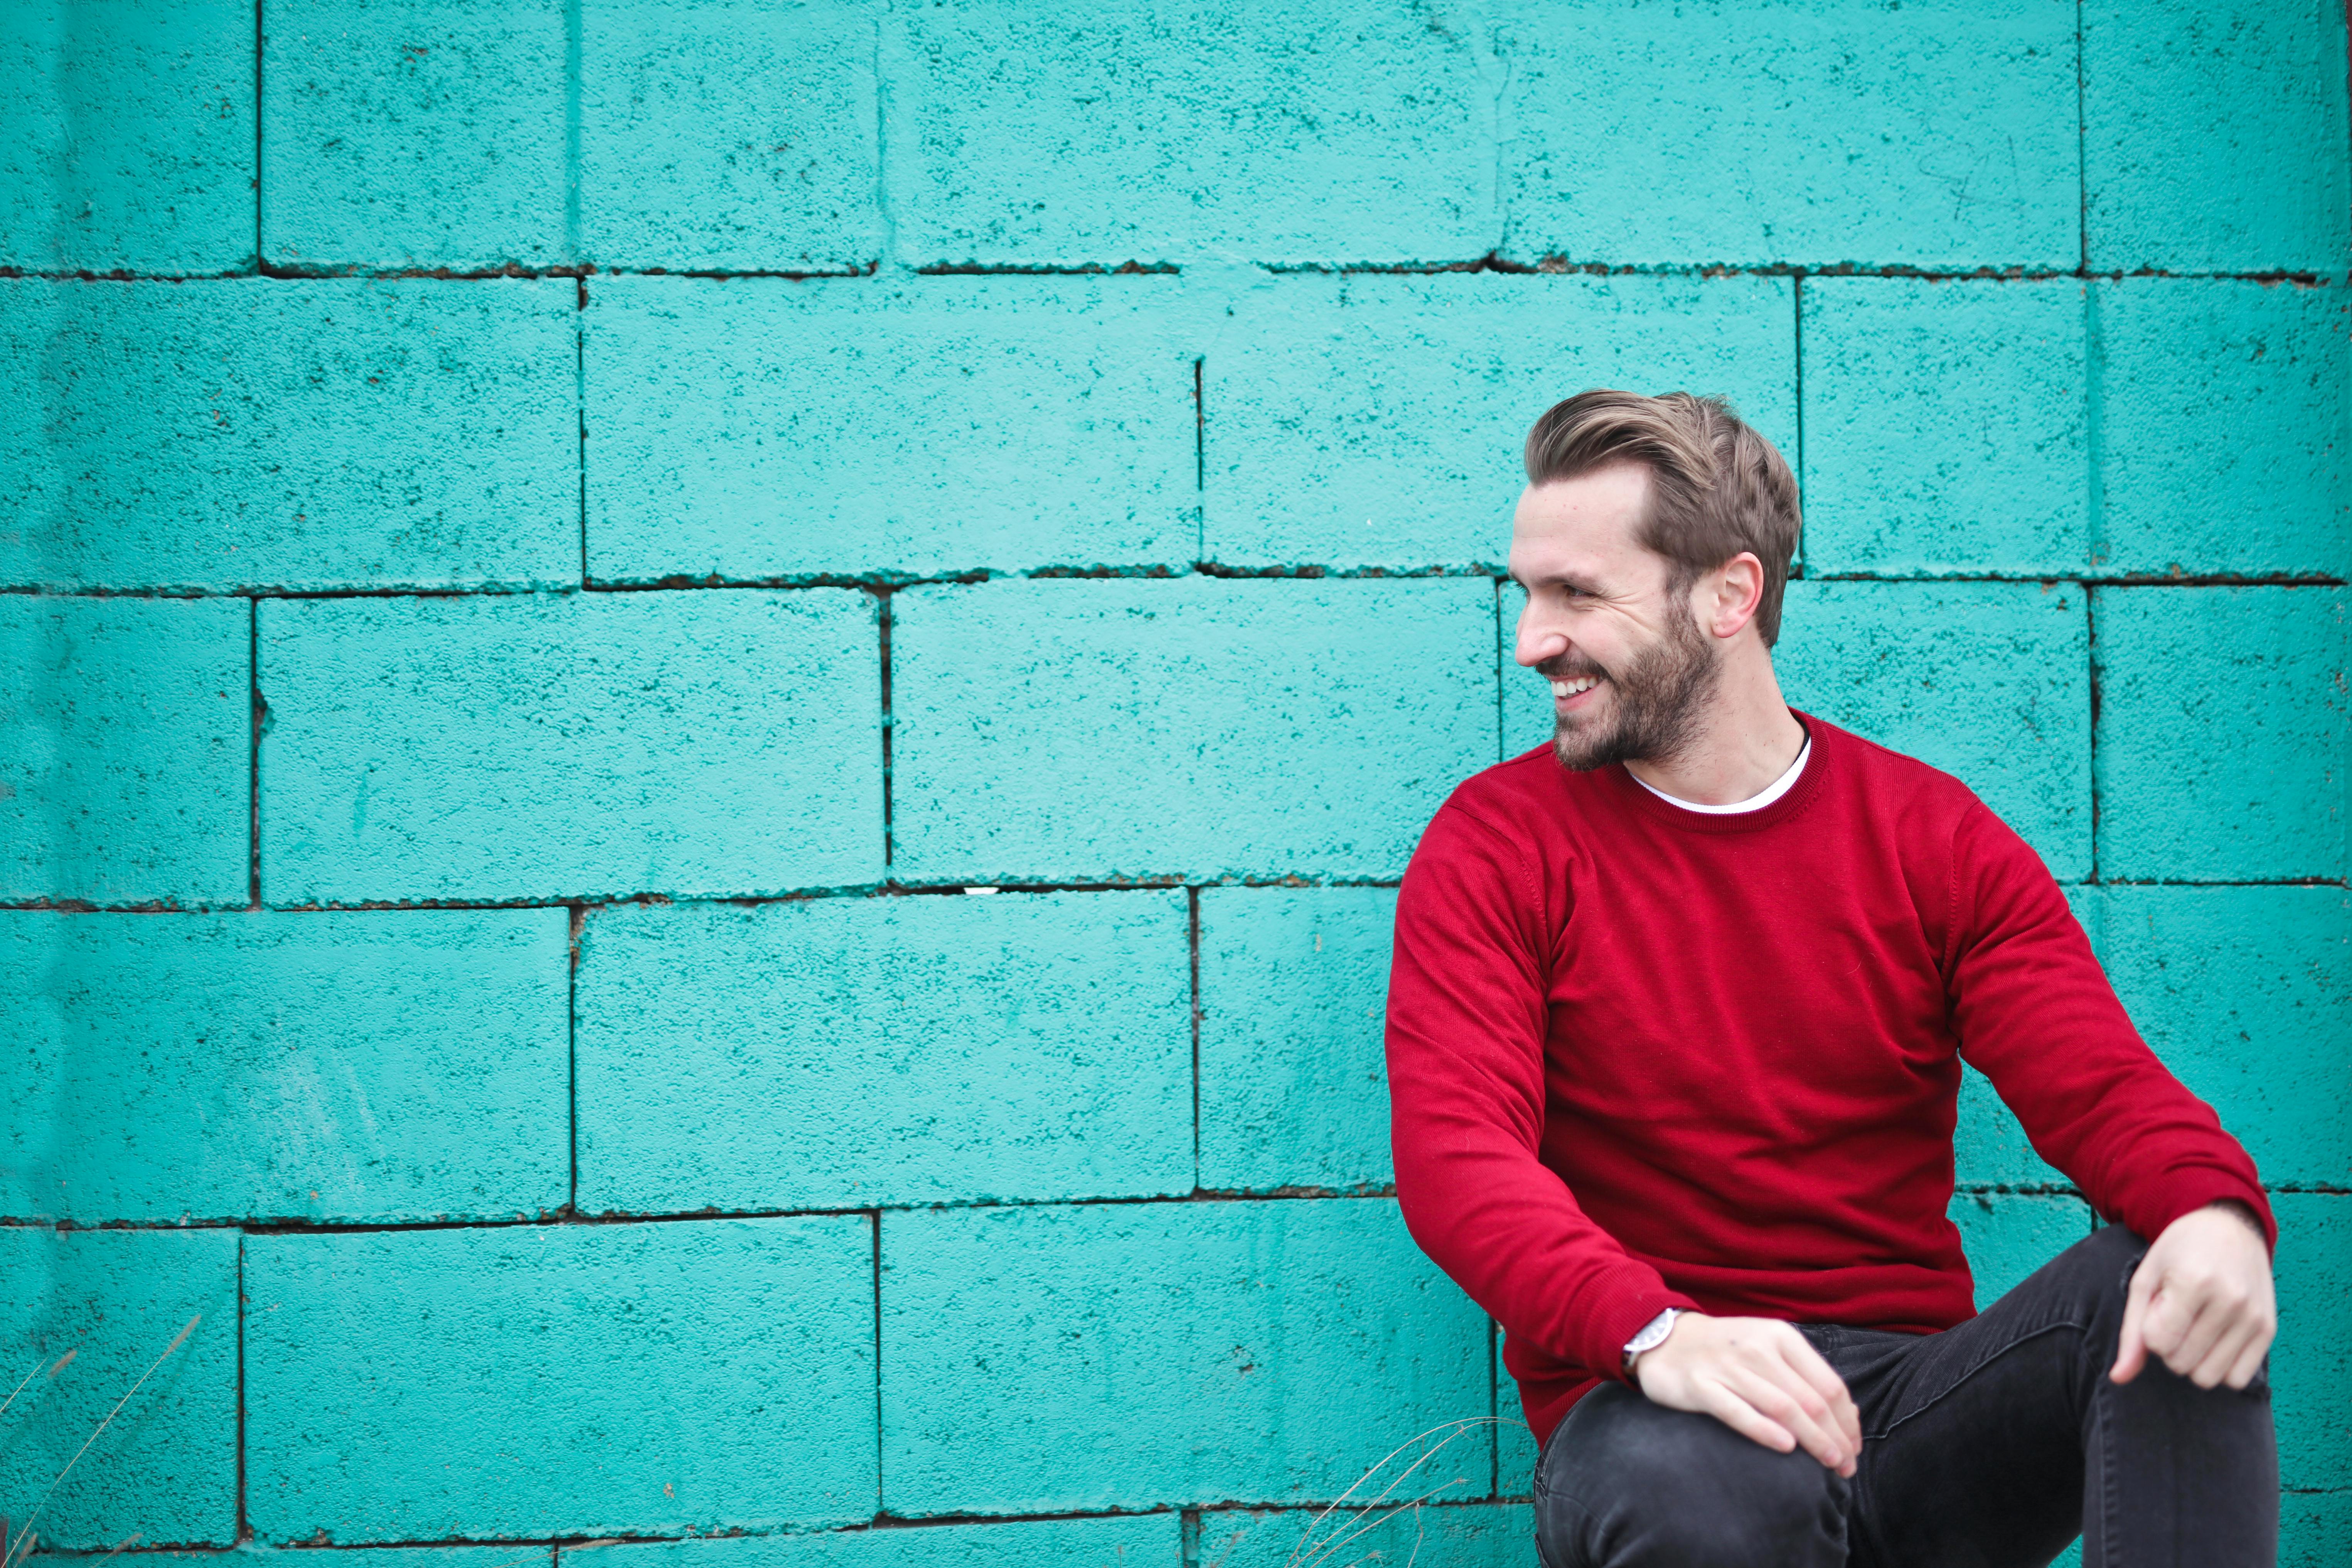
[1628,732,1811,815]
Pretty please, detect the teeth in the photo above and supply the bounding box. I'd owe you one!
[1550,677,1599,697]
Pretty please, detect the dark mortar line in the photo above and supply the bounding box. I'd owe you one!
[251,0,264,269]
[2085,587,2102,885]
[6,1189,1404,1238]
[1791,271,1806,580]
[566,904,584,1215]
[5,262,2340,286]
[1179,1509,1200,1568]
[246,597,261,908]
[13,567,2340,603]
[249,260,600,282]
[234,1234,249,1543]
[869,1209,884,1517]
[29,871,2351,921]
[913,261,1179,276]
[575,289,589,586]
[1486,1318,1501,1498]
[1801,572,2347,588]
[1491,579,1506,765]
[1192,354,1206,562]
[1188,886,1203,1189]
[876,589,895,871]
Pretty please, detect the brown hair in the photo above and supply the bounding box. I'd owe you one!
[1522,390,1801,647]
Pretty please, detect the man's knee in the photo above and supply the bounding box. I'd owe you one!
[1537,1387,1847,1567]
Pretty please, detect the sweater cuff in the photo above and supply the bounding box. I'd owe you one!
[2125,1171,2277,1254]
[1572,1264,1703,1386]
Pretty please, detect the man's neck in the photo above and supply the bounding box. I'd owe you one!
[1621,651,1807,806]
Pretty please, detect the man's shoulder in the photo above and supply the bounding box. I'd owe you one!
[1430,744,1611,843]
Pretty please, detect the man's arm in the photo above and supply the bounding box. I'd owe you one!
[1386,802,1860,1471]
[1941,803,2276,1388]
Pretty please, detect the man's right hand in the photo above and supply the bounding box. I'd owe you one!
[1632,1312,1862,1477]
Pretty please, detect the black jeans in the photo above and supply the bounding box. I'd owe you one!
[1532,1224,2278,1567]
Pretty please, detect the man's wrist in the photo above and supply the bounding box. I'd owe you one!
[2203,1199,2267,1241]
[1622,1307,1680,1373]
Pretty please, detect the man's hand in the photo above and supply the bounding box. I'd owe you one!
[2112,1201,2276,1391]
[1632,1313,1861,1477]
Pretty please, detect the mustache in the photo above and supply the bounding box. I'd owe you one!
[1535,654,1610,682]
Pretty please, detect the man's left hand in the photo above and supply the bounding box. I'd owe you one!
[2111,1201,2276,1391]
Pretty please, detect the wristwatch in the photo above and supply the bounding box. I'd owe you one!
[1622,1308,1679,1373]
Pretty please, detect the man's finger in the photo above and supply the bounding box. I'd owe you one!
[2223,1327,2271,1392]
[1774,1332,1862,1453]
[2187,1317,2252,1391]
[1725,1365,1850,1475]
[1695,1379,1796,1456]
[2163,1292,2234,1384]
[2111,1257,2157,1383]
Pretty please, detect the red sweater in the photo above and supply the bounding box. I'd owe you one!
[1385,716,2272,1447]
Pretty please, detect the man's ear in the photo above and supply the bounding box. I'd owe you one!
[1706,552,1767,640]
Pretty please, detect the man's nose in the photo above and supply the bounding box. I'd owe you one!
[1515,616,1569,670]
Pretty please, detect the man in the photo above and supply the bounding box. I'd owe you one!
[1385,391,2279,1566]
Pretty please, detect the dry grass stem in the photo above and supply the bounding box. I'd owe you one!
[2,1315,200,1568]
[0,1361,44,1424]
[1269,1415,1510,1568]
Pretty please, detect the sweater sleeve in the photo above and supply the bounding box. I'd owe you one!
[1943,801,2274,1250]
[1385,802,1698,1383]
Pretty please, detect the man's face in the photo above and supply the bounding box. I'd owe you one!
[1508,463,1719,771]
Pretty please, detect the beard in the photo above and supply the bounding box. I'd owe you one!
[1543,604,1721,772]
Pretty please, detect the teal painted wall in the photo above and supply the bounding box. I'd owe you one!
[1,2,2346,1565]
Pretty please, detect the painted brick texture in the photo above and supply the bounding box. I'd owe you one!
[6,2,2346,1560]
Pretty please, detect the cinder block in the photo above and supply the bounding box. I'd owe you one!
[246,1216,876,1540]
[585,276,1198,583]
[879,1198,1489,1514]
[574,1516,1181,1568]
[2095,885,2349,1187]
[0,0,253,272]
[1198,1501,1533,1568]
[2093,278,2351,578]
[2082,1,2352,273]
[1684,581,2088,879]
[2093,586,2347,881]
[0,907,568,1223]
[1496,0,2078,269]
[1801,278,2089,577]
[258,589,881,903]
[888,0,1493,267]
[576,890,1191,1212]
[262,0,565,269]
[0,278,577,592]
[2284,1490,2351,1568]
[0,1227,238,1548]
[579,0,879,272]
[2271,1193,2349,1490]
[1,596,246,906]
[1206,273,1795,569]
[1946,1191,2091,1311]
[1196,886,1398,1193]
[891,578,1496,883]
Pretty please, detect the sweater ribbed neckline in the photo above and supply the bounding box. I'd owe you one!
[1600,710,1830,834]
